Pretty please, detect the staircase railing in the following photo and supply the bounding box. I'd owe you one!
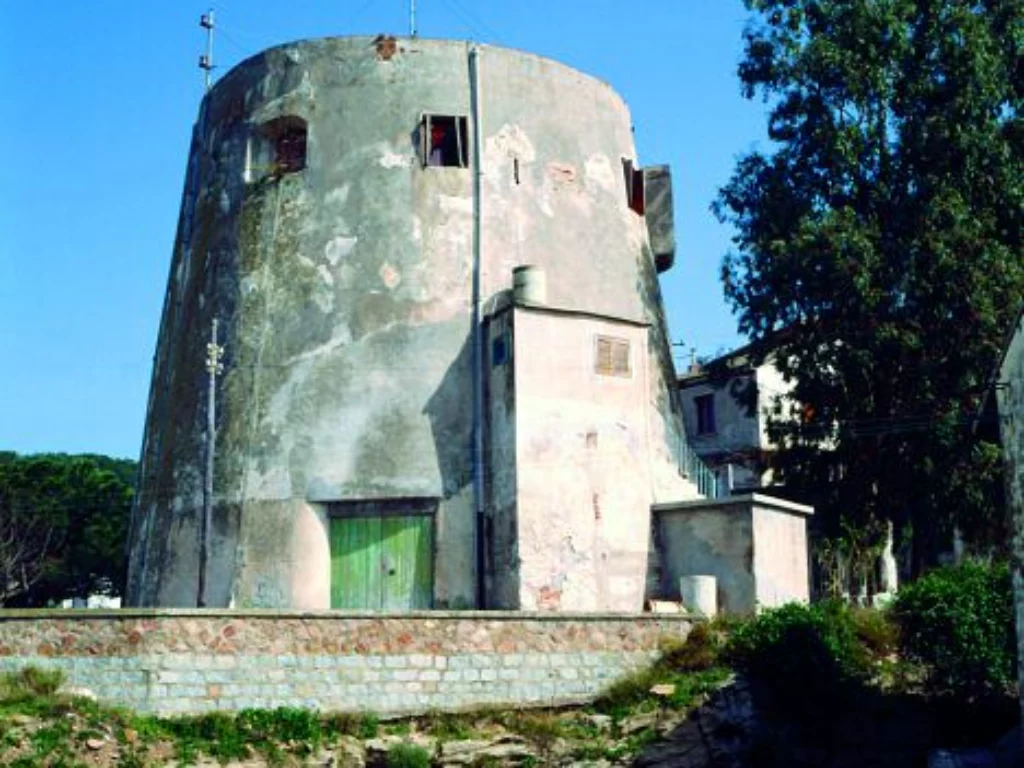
[677,435,724,499]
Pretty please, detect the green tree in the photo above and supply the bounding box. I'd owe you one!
[0,453,136,606]
[715,0,1023,571]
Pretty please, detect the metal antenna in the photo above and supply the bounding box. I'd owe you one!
[410,0,417,37]
[198,317,224,607]
[199,9,215,91]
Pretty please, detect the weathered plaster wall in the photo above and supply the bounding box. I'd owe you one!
[752,504,810,608]
[754,361,793,452]
[0,611,692,717]
[511,308,657,612]
[484,310,519,608]
[995,311,1023,728]
[128,37,691,609]
[652,494,812,614]
[654,502,756,614]
[508,306,697,612]
[679,374,760,457]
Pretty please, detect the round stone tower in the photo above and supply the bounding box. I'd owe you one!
[126,36,695,611]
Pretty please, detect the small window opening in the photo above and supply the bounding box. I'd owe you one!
[513,157,521,185]
[595,335,631,377]
[246,116,308,182]
[622,158,645,215]
[421,114,469,168]
[492,334,509,367]
[266,116,307,175]
[695,394,716,435]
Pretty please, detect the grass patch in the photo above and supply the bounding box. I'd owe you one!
[595,621,732,720]
[506,709,564,752]
[0,667,70,719]
[357,711,380,739]
[386,741,432,767]
[421,710,475,741]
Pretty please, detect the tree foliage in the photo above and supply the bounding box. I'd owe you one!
[0,452,136,606]
[892,560,1015,696]
[715,0,1023,567]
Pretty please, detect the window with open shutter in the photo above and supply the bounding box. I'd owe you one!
[420,114,469,168]
[622,158,645,215]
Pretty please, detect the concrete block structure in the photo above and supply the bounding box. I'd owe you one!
[126,36,701,612]
[653,494,813,615]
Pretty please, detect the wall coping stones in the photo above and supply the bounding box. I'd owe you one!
[653,492,814,517]
[0,612,697,659]
[0,609,697,621]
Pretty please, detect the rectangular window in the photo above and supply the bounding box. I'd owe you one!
[420,114,469,168]
[695,394,716,435]
[246,115,308,182]
[595,335,631,377]
[622,158,645,215]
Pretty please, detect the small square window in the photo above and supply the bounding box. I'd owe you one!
[595,336,631,377]
[421,114,469,168]
[622,158,645,215]
[492,334,509,367]
[695,394,716,435]
[246,116,308,182]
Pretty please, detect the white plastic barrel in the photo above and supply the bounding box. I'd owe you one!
[679,575,717,617]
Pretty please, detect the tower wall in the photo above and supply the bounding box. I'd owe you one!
[127,37,692,609]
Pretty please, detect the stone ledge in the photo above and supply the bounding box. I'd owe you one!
[653,492,814,517]
[0,608,699,621]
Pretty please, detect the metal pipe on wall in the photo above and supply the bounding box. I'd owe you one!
[468,44,487,609]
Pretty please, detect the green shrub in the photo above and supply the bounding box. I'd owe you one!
[386,741,432,768]
[891,560,1015,696]
[358,712,380,739]
[849,606,898,659]
[661,621,725,672]
[1,667,65,701]
[725,601,869,714]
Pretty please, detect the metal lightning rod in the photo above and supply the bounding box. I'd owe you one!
[410,0,417,37]
[199,10,215,91]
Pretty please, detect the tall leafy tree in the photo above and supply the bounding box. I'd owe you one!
[715,0,1023,571]
[0,453,136,606]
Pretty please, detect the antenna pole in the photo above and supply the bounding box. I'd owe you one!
[199,9,215,91]
[198,317,224,607]
[410,0,417,37]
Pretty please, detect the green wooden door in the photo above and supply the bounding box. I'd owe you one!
[381,516,434,610]
[329,514,433,610]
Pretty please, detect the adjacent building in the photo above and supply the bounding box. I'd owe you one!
[676,343,792,494]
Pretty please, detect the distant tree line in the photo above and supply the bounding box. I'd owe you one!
[0,452,135,607]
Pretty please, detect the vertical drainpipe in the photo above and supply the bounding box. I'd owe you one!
[468,44,487,609]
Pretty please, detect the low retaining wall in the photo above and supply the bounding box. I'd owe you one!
[0,610,692,717]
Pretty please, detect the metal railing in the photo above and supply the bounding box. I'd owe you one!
[677,435,724,499]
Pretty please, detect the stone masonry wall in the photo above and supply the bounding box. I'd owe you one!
[0,611,691,717]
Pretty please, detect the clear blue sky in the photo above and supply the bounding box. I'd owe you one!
[0,1,769,459]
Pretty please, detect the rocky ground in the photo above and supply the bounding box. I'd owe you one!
[0,670,725,767]
[0,699,709,767]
